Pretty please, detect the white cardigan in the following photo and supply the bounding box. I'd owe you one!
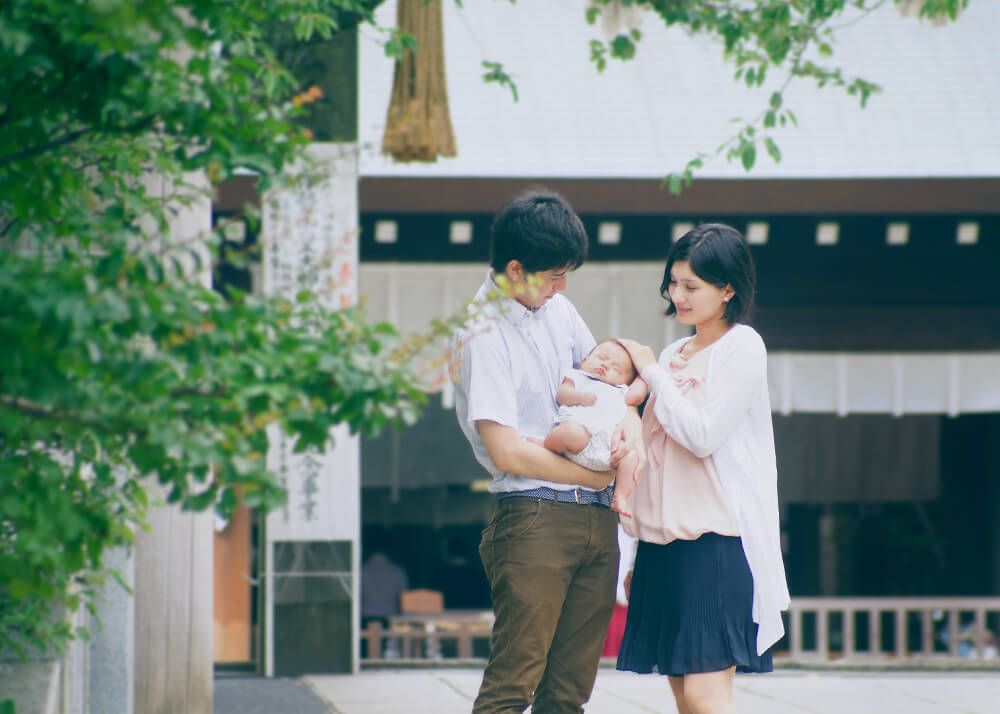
[639,324,790,655]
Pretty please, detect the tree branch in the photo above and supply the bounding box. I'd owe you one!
[0,394,128,435]
[0,116,156,168]
[0,217,18,239]
[828,0,891,31]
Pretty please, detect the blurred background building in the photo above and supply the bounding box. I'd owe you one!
[213,0,1000,674]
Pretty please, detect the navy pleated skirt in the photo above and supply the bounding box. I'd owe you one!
[616,533,773,676]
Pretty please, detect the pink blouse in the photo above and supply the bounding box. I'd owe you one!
[622,342,739,544]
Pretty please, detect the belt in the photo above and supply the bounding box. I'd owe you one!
[496,485,614,508]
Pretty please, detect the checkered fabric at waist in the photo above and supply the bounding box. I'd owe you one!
[496,485,614,508]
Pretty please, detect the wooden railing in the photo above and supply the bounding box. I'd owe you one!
[362,619,493,661]
[361,598,1000,663]
[785,597,1000,661]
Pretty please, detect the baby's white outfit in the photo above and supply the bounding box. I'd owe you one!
[553,368,629,471]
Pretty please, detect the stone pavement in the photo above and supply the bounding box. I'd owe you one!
[303,668,1000,714]
[214,676,331,714]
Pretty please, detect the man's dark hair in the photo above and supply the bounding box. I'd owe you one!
[489,189,588,274]
[660,223,757,324]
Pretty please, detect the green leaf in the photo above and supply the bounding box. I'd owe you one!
[610,35,636,61]
[740,143,757,172]
[764,137,782,163]
[185,486,218,511]
[590,40,608,72]
[482,60,519,102]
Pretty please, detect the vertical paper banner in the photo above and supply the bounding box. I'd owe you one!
[261,143,360,543]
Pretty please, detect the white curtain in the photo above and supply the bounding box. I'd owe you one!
[360,263,1000,416]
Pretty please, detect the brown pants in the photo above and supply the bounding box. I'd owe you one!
[474,497,619,714]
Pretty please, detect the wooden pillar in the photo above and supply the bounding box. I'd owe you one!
[133,172,214,714]
[819,504,837,596]
[990,415,1000,595]
[134,504,214,713]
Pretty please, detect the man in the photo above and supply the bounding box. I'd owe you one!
[453,190,644,713]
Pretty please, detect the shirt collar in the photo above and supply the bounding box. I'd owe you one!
[474,271,548,327]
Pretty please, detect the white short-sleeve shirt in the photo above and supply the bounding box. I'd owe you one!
[453,273,596,493]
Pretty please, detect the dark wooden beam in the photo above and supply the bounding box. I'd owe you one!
[754,306,1000,351]
[359,177,1000,215]
[218,175,1000,216]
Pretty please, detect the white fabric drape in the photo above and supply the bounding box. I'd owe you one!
[360,263,1000,416]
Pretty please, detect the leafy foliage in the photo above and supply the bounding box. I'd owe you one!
[0,0,444,657]
[584,0,970,192]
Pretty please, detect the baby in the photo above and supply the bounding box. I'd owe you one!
[543,339,647,516]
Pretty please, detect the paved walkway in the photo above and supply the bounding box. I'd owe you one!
[215,676,331,714]
[304,668,1000,714]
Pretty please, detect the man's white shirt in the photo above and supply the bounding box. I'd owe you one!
[453,273,597,493]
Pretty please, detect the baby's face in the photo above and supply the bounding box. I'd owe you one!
[580,341,635,386]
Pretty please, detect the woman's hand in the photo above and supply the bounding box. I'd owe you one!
[617,338,657,373]
[624,570,633,600]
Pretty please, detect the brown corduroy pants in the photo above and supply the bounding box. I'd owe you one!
[473,497,619,714]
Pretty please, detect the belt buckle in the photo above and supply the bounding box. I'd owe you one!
[574,489,581,504]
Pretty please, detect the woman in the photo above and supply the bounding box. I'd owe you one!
[616,223,789,714]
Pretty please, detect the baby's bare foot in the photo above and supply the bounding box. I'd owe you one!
[611,496,632,519]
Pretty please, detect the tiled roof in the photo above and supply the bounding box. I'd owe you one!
[359,1,1000,179]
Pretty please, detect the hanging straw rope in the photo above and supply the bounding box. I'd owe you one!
[381,0,457,162]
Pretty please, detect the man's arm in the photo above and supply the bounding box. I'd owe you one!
[556,377,597,407]
[477,420,614,490]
